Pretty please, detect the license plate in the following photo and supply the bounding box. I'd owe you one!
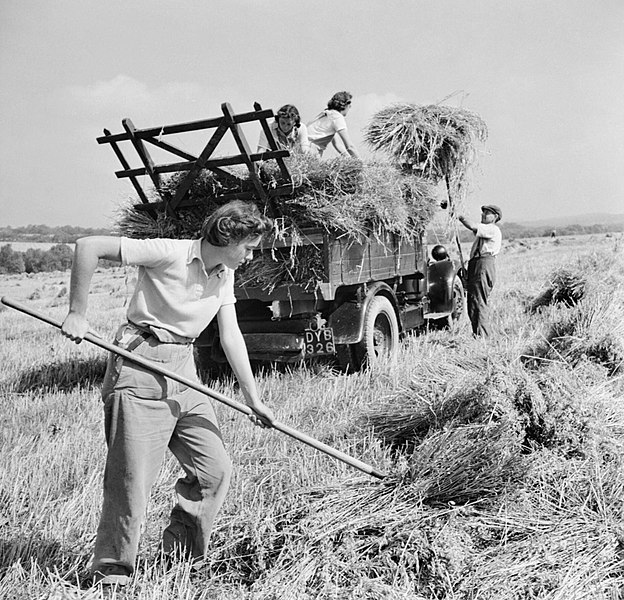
[304,327,335,356]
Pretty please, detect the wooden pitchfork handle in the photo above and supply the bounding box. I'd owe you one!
[1,296,386,480]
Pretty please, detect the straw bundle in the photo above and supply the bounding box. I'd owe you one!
[364,103,488,213]
[528,295,624,376]
[529,268,587,312]
[235,245,325,293]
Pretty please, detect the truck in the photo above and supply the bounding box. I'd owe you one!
[197,228,463,371]
[98,101,466,372]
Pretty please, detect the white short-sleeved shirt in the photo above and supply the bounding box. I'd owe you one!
[257,121,309,153]
[120,237,235,341]
[306,110,347,153]
[470,223,502,258]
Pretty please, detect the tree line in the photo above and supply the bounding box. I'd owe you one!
[0,224,111,244]
[445,221,624,244]
[2,221,621,275]
[0,244,75,274]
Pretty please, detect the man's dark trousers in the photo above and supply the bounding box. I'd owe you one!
[466,255,496,336]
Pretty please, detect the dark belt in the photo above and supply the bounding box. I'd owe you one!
[472,253,496,259]
[127,321,195,346]
[124,323,153,352]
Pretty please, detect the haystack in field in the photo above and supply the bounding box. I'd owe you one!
[364,103,488,211]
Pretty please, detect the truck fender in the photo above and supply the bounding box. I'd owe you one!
[427,260,457,314]
[329,282,399,345]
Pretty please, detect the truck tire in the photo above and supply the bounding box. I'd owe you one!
[450,275,465,322]
[355,295,399,368]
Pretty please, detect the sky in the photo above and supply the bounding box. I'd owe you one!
[1,0,622,228]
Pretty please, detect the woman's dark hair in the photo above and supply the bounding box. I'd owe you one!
[201,201,273,247]
[275,104,301,127]
[327,91,353,112]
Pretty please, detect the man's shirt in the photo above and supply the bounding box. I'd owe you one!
[469,223,502,258]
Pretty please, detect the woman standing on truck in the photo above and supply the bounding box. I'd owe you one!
[307,91,361,159]
[61,200,275,590]
[257,104,310,154]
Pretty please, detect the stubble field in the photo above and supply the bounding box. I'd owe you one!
[1,233,623,599]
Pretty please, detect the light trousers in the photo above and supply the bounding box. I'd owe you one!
[92,324,232,577]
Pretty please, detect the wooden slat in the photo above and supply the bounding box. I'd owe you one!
[101,128,150,206]
[169,122,229,211]
[122,118,161,192]
[233,108,275,124]
[143,137,242,185]
[222,102,277,216]
[97,116,225,144]
[253,102,292,181]
[144,137,197,161]
[115,150,290,179]
[96,109,275,145]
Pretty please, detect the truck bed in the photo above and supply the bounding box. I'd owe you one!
[236,228,423,302]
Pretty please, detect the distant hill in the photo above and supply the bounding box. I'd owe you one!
[0,224,112,244]
[512,213,624,229]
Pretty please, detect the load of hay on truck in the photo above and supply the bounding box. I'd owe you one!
[100,101,487,371]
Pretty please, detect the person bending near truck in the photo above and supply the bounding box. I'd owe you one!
[61,200,275,589]
[307,91,361,159]
[257,103,310,154]
[458,205,503,336]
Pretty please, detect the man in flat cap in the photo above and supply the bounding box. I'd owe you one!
[458,205,503,336]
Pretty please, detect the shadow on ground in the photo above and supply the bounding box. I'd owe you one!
[10,356,107,393]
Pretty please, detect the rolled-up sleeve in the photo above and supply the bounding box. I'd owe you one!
[120,237,173,268]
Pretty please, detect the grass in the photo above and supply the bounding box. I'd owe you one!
[0,233,623,599]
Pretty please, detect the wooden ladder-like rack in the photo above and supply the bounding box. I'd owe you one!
[97,102,293,218]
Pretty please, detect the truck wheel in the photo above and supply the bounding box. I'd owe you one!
[355,295,399,367]
[450,276,465,322]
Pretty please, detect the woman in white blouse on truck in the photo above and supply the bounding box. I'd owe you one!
[306,91,360,159]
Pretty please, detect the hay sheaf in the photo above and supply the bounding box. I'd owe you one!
[524,265,624,376]
[364,103,488,213]
[528,267,587,312]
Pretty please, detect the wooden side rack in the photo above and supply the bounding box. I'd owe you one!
[97,102,293,218]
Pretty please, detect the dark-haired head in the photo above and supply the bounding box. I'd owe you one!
[201,201,273,247]
[275,104,301,127]
[327,91,353,112]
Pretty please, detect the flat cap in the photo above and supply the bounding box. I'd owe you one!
[481,204,502,222]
